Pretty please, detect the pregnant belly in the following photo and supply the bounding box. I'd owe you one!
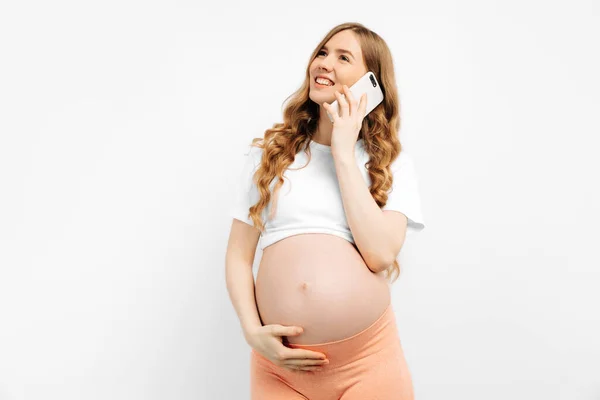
[255,233,391,345]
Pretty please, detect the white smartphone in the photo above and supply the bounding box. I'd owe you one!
[327,71,384,122]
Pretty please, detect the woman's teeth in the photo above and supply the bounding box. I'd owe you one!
[316,78,334,86]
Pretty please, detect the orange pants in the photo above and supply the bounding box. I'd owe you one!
[250,303,414,400]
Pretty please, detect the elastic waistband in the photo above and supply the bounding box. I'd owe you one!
[285,303,398,369]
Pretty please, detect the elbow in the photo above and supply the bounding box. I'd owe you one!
[366,254,395,274]
[378,258,395,274]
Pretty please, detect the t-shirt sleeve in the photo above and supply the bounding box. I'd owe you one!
[381,151,426,235]
[229,145,262,227]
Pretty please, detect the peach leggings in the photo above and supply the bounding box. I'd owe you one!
[250,303,414,400]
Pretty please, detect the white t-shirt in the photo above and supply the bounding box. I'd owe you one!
[230,138,425,251]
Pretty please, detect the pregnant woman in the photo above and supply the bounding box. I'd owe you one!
[225,22,426,400]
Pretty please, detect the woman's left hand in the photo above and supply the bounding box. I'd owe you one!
[323,84,368,157]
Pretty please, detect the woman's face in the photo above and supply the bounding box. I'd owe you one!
[308,30,368,106]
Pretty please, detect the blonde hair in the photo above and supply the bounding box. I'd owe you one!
[246,22,405,283]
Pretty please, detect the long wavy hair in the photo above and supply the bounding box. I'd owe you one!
[246,22,406,283]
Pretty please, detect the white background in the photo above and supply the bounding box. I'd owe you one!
[1,1,599,399]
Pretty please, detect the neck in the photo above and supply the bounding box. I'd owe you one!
[312,105,334,145]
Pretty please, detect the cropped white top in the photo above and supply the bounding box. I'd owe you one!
[229,138,426,251]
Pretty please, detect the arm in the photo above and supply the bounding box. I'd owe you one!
[332,152,405,273]
[225,219,263,344]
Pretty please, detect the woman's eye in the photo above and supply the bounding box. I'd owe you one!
[317,50,349,62]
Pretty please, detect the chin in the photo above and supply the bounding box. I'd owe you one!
[309,92,333,106]
[308,92,322,105]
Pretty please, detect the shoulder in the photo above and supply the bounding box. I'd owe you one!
[399,149,415,162]
[244,144,263,156]
[391,150,415,170]
[243,142,265,163]
[358,140,415,168]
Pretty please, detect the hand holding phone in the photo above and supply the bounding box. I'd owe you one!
[327,71,384,122]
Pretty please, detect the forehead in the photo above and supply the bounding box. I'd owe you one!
[322,30,362,57]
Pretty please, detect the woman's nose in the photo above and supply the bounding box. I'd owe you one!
[316,57,333,71]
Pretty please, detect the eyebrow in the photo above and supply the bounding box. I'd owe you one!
[321,45,355,60]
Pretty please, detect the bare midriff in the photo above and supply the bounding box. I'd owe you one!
[255,233,391,345]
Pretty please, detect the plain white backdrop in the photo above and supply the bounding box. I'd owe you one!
[1,0,599,399]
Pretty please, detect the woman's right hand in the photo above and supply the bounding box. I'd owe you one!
[246,324,329,372]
